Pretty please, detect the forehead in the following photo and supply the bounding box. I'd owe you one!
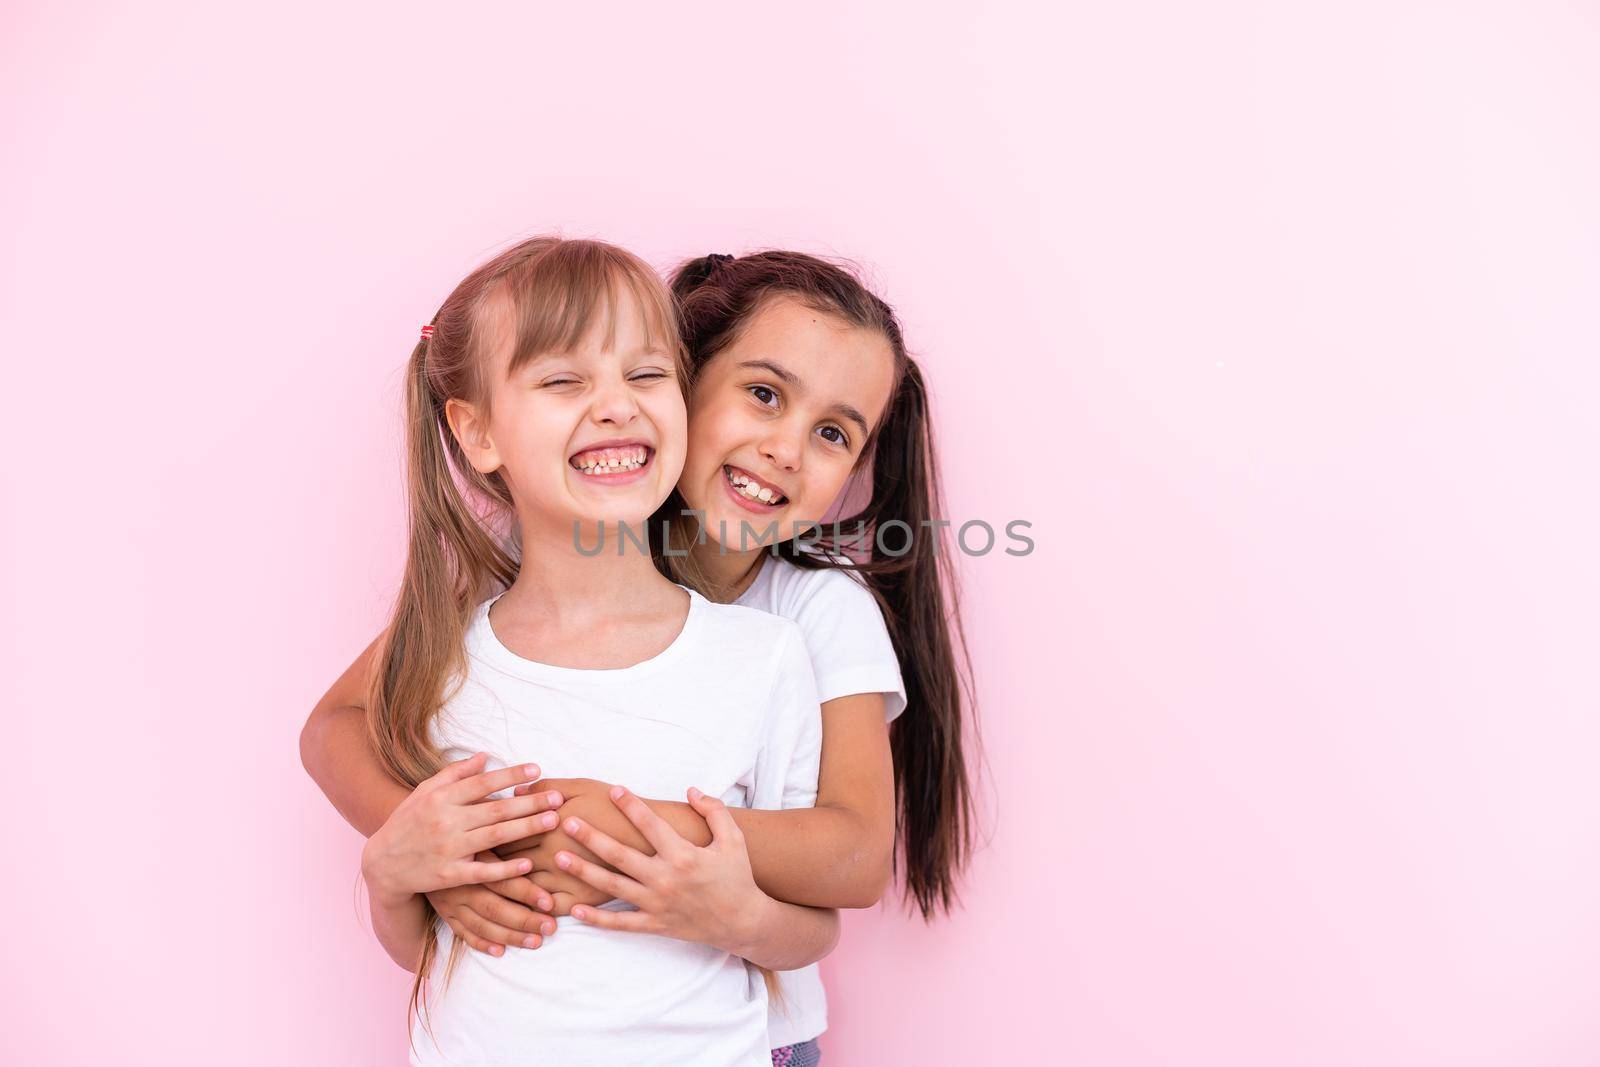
[718,294,897,405]
[733,295,854,348]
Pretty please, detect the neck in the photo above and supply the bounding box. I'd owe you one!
[687,536,769,603]
[503,513,674,623]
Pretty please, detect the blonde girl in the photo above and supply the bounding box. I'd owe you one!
[345,236,835,1065]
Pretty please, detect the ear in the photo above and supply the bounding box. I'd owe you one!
[444,397,502,474]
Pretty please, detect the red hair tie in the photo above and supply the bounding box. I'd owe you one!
[420,325,435,340]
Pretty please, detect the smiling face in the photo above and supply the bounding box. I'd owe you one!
[678,295,898,550]
[447,283,688,538]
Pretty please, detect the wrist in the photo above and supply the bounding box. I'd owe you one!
[723,888,780,959]
[360,838,411,908]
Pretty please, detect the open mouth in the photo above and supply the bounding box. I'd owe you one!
[570,442,653,478]
[723,464,788,507]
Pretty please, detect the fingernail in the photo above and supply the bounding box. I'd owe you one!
[541,921,555,935]
[539,898,552,911]
[524,764,540,778]
[548,791,563,806]
[518,859,532,872]
[688,786,702,800]
[556,852,572,869]
[542,812,559,828]
[572,906,588,919]
[610,786,625,801]
[491,944,503,957]
[523,936,539,949]
[564,817,580,834]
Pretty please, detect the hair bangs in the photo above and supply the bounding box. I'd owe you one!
[497,241,680,376]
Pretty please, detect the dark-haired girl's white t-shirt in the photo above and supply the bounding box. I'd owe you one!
[733,554,907,1048]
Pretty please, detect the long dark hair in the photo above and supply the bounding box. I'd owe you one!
[660,250,977,919]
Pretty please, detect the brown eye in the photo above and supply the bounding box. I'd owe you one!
[748,385,779,407]
[818,425,848,447]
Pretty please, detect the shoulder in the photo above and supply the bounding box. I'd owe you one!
[692,593,808,653]
[691,595,815,702]
[759,557,889,647]
[762,553,882,614]
[758,556,906,720]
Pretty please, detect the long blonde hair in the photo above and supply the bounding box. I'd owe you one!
[362,236,689,1036]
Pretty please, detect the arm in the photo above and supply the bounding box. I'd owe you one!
[298,633,412,836]
[305,637,885,925]
[559,786,842,970]
[515,692,896,909]
[358,763,565,970]
[727,897,840,971]
[300,642,564,951]
[365,878,429,971]
[727,690,895,908]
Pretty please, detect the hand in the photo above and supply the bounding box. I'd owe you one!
[499,777,618,855]
[428,855,559,957]
[499,779,625,917]
[361,752,565,906]
[491,852,610,918]
[556,785,770,956]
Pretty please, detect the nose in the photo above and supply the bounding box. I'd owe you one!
[589,373,640,428]
[759,424,803,474]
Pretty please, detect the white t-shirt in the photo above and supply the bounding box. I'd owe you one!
[734,553,907,1048]
[410,587,823,1067]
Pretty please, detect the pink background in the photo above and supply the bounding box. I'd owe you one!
[4,2,1598,1063]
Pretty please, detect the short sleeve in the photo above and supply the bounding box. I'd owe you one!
[788,569,908,724]
[750,625,825,812]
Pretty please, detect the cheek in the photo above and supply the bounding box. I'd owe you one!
[642,388,687,435]
[487,411,532,463]
[791,455,856,515]
[683,402,741,470]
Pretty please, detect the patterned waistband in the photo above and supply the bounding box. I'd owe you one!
[771,1038,821,1067]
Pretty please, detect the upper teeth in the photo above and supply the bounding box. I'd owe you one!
[576,446,648,473]
[728,468,783,503]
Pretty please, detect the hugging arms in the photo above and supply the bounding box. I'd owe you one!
[300,630,897,963]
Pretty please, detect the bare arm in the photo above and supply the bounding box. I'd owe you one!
[521,693,897,910]
[730,898,840,970]
[733,691,896,908]
[298,633,410,836]
[302,638,565,957]
[302,639,895,910]
[364,877,428,971]
[555,786,842,969]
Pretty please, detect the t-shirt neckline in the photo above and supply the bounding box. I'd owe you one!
[472,584,704,681]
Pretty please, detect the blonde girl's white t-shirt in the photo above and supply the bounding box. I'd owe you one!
[733,553,907,1048]
[410,587,823,1067]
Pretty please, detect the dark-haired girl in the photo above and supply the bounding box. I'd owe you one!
[302,249,977,1065]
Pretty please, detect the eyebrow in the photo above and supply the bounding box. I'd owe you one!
[738,359,799,386]
[737,359,871,438]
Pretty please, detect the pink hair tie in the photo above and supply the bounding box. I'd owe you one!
[420,325,435,340]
